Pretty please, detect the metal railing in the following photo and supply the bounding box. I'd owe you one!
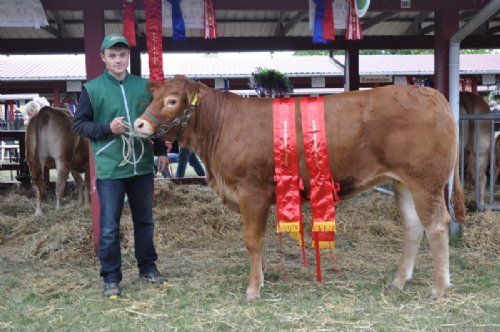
[0,130,30,186]
[459,113,500,211]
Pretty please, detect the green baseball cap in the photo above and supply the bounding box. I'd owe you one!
[100,34,130,52]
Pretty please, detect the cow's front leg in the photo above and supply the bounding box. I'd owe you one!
[238,185,272,301]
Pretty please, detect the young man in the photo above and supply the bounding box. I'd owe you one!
[73,34,168,299]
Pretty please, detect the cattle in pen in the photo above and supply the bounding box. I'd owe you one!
[25,106,90,215]
[459,92,492,206]
[134,76,465,301]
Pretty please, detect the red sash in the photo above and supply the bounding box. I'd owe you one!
[272,99,305,249]
[300,97,339,281]
[273,97,340,282]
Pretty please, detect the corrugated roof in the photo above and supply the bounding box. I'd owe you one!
[2,53,500,81]
[141,52,342,78]
[0,54,86,80]
[336,54,500,75]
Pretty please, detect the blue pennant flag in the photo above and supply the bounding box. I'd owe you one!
[168,0,185,41]
[312,0,327,44]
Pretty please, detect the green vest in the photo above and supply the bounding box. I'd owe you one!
[84,71,154,179]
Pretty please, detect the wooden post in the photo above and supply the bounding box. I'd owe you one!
[130,47,142,77]
[434,8,459,99]
[344,47,360,92]
[83,2,105,255]
[53,88,61,107]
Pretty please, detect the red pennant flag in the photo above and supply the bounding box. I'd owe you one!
[144,0,164,83]
[345,0,363,40]
[300,96,339,282]
[322,0,335,41]
[122,0,137,47]
[204,0,218,39]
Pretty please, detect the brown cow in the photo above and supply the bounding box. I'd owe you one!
[134,76,465,301]
[25,106,90,215]
[459,92,491,206]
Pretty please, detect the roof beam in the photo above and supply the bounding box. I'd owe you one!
[0,36,441,53]
[4,34,500,54]
[487,24,500,34]
[404,11,431,35]
[420,11,476,35]
[273,12,286,36]
[279,11,308,37]
[40,0,487,11]
[363,12,397,30]
[52,11,69,37]
[42,24,62,38]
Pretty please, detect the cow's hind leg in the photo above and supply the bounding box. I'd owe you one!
[31,164,44,216]
[70,170,85,205]
[389,181,424,291]
[409,184,451,299]
[55,161,70,210]
[238,185,272,301]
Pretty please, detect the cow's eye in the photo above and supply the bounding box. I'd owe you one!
[164,97,178,106]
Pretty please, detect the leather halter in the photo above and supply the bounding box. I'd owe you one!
[144,94,199,139]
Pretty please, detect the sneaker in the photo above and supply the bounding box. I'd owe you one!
[102,282,120,300]
[139,270,168,286]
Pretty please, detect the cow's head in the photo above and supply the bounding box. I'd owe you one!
[134,75,206,140]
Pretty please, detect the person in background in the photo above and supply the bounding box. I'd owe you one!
[73,33,168,300]
[154,140,205,178]
[175,146,205,178]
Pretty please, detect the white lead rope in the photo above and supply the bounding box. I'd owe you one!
[118,121,145,167]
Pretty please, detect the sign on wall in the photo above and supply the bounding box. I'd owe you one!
[66,81,82,93]
[311,76,326,88]
[360,75,392,83]
[393,76,408,85]
[482,74,496,85]
[0,0,48,28]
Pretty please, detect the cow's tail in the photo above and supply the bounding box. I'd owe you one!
[451,159,466,224]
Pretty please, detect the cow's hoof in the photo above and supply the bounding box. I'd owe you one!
[429,287,446,301]
[245,293,260,302]
[386,282,404,293]
[34,209,42,216]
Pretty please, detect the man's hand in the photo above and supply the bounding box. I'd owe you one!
[156,156,169,172]
[110,117,125,135]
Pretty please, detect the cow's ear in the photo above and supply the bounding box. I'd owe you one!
[147,81,161,95]
[186,81,207,105]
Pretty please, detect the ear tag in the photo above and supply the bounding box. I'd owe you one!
[190,93,199,106]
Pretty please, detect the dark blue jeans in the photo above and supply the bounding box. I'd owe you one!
[96,173,158,283]
[175,148,205,177]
